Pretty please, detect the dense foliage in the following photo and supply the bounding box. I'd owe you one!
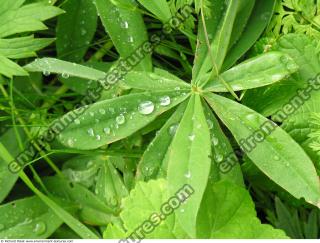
[0,0,320,239]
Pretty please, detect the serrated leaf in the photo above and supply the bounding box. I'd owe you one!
[104,179,188,239]
[197,180,288,238]
[56,0,97,62]
[56,90,190,150]
[203,52,298,92]
[0,196,63,239]
[205,92,320,207]
[167,94,211,237]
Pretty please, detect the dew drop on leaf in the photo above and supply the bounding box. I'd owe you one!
[62,73,70,79]
[159,96,171,106]
[33,222,46,235]
[207,119,213,129]
[87,128,94,137]
[188,134,195,141]
[138,101,155,115]
[185,171,191,178]
[43,70,50,76]
[103,127,111,135]
[215,154,224,162]
[212,136,219,146]
[169,124,178,136]
[116,114,125,125]
[121,21,129,29]
[99,108,106,115]
[96,135,101,141]
[74,119,80,125]
[274,155,280,161]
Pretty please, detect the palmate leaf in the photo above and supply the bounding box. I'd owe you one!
[167,94,211,237]
[0,0,63,78]
[197,181,288,238]
[204,92,320,207]
[0,196,63,239]
[56,90,190,150]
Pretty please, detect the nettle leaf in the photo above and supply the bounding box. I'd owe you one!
[137,0,172,22]
[167,94,211,237]
[0,0,63,77]
[104,179,188,239]
[223,0,276,70]
[56,0,97,62]
[205,93,320,207]
[44,177,116,226]
[136,101,188,181]
[0,196,63,239]
[203,52,298,92]
[95,0,152,71]
[193,0,241,81]
[57,90,190,150]
[197,180,288,238]
[121,71,190,91]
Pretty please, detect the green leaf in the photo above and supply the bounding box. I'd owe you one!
[95,158,128,208]
[203,52,298,92]
[44,176,116,226]
[167,94,211,237]
[0,54,28,78]
[56,90,189,150]
[95,0,152,71]
[0,128,26,203]
[0,36,54,59]
[193,0,241,81]
[56,0,98,62]
[136,101,188,181]
[137,0,172,22]
[25,58,106,81]
[223,0,276,70]
[104,179,187,239]
[0,196,63,239]
[121,71,190,91]
[0,2,64,38]
[205,92,320,207]
[197,180,288,238]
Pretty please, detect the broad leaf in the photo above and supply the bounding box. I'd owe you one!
[56,0,98,62]
[203,52,298,92]
[56,90,190,150]
[197,180,288,238]
[0,196,63,239]
[104,179,188,239]
[95,0,152,71]
[223,0,276,70]
[205,93,320,207]
[167,94,211,237]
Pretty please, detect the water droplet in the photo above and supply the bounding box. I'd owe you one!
[159,96,171,106]
[271,74,283,82]
[215,154,224,162]
[87,128,94,137]
[185,171,191,178]
[188,134,195,141]
[33,222,46,235]
[174,87,181,91]
[116,114,125,125]
[103,127,111,135]
[128,36,134,43]
[169,124,178,136]
[43,70,50,76]
[143,166,154,176]
[138,101,155,115]
[207,119,213,129]
[274,155,280,161]
[285,162,290,167]
[81,28,87,36]
[121,21,129,29]
[67,138,75,147]
[180,209,185,213]
[212,136,219,146]
[99,109,106,115]
[96,135,101,141]
[74,119,80,125]
[62,73,70,79]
